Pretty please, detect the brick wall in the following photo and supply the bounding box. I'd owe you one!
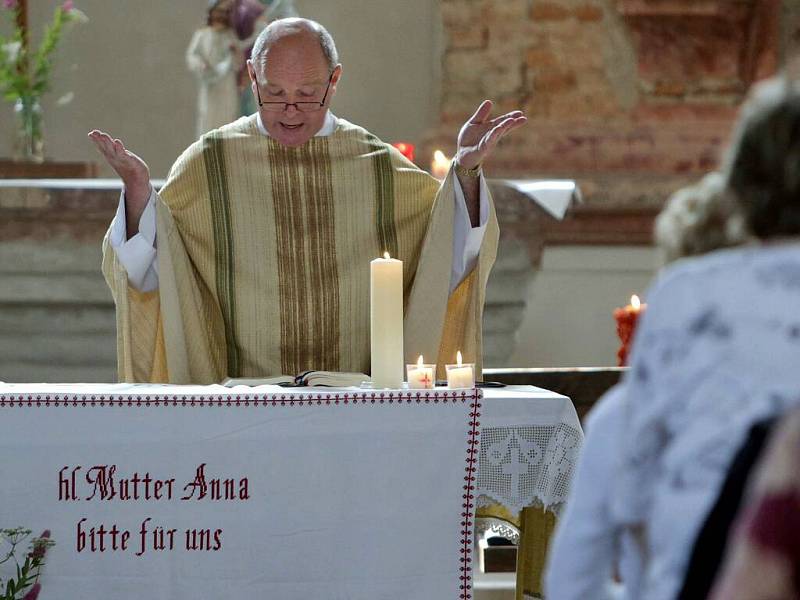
[424,0,784,203]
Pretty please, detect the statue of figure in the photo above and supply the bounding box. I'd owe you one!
[232,0,299,116]
[186,0,243,138]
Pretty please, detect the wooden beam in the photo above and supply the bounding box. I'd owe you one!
[15,0,28,52]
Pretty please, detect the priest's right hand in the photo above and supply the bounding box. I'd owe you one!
[88,130,151,239]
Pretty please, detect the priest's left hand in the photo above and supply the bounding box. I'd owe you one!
[455,100,527,170]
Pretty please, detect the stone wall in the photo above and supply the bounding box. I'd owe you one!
[424,0,783,194]
[0,182,117,382]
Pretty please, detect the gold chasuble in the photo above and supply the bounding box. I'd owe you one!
[102,116,499,384]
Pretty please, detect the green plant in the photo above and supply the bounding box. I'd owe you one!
[0,0,87,103]
[0,528,55,600]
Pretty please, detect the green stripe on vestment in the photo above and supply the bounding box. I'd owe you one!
[367,135,398,259]
[203,133,240,377]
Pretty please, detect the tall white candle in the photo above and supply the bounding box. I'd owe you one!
[370,252,404,388]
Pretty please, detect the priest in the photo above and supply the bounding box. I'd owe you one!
[89,18,526,384]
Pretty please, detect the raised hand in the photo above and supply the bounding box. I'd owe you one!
[455,100,527,170]
[88,130,150,188]
[88,130,151,238]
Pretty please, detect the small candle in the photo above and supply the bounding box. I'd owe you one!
[407,355,435,389]
[431,150,452,180]
[446,351,475,389]
[370,251,404,388]
[613,294,646,366]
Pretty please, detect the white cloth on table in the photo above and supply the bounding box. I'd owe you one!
[544,384,643,600]
[0,384,477,600]
[610,243,800,600]
[109,112,488,295]
[186,27,242,138]
[499,179,581,220]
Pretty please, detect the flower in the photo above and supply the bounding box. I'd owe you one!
[0,528,54,600]
[59,0,88,23]
[1,40,21,62]
[2,0,17,9]
[65,7,88,24]
[28,529,55,561]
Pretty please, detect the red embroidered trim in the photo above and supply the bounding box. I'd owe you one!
[460,393,481,599]
[0,389,477,407]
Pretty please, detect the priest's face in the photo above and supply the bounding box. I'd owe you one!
[249,33,341,147]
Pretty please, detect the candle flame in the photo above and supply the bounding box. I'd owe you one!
[417,355,424,368]
[431,150,452,180]
[457,350,463,366]
[383,251,390,259]
[631,295,641,309]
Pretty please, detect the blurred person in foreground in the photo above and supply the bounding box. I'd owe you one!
[544,171,746,600]
[710,408,800,599]
[607,75,800,600]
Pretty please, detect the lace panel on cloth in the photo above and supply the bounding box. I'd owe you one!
[473,516,521,546]
[475,423,582,514]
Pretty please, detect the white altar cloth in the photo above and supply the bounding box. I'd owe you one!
[0,385,478,600]
[0,384,581,599]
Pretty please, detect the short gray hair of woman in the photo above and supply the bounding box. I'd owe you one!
[723,75,800,239]
[251,18,339,75]
[655,172,749,263]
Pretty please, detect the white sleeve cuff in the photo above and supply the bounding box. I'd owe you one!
[109,186,159,293]
[449,172,489,293]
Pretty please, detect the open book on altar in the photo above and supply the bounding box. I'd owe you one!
[222,371,370,388]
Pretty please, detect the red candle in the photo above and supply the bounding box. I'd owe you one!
[613,294,646,366]
[391,142,415,163]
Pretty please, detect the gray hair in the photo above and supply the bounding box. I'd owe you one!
[251,18,339,74]
[722,75,800,239]
[655,172,749,263]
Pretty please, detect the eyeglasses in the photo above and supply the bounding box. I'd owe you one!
[254,72,334,113]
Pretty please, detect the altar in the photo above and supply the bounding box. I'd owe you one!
[0,383,581,600]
